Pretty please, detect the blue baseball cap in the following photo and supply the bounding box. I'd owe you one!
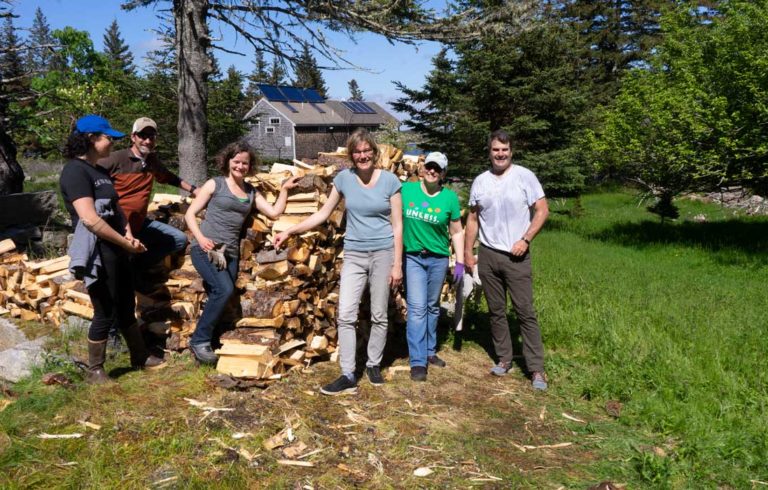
[75,115,125,138]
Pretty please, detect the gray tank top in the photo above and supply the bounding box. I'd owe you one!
[196,176,255,256]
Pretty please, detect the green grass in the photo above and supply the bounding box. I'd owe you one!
[533,191,768,487]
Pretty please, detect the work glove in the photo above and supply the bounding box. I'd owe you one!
[207,243,227,270]
[452,262,465,284]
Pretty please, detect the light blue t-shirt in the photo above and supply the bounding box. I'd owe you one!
[333,169,401,252]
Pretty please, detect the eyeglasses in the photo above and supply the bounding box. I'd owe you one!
[135,132,157,141]
[352,148,374,155]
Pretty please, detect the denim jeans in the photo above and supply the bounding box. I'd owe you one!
[135,218,188,267]
[336,248,394,377]
[190,244,239,345]
[404,252,448,367]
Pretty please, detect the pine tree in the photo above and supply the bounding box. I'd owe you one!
[268,57,286,86]
[292,46,327,96]
[1,15,25,91]
[245,49,269,102]
[26,8,54,74]
[348,79,364,101]
[208,65,248,153]
[102,19,135,75]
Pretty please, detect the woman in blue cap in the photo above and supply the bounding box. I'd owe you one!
[59,115,166,384]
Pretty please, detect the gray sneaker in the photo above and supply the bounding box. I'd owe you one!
[490,361,512,376]
[531,371,548,391]
[190,343,218,365]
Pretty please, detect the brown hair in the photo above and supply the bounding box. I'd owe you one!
[215,141,260,176]
[487,129,512,149]
[345,128,380,167]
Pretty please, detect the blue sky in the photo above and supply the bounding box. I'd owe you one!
[12,0,442,115]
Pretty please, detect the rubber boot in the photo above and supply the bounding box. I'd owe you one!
[86,339,111,384]
[120,323,166,370]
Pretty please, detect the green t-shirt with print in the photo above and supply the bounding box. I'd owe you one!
[402,181,462,256]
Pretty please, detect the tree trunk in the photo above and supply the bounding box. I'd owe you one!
[174,0,212,188]
[0,125,24,196]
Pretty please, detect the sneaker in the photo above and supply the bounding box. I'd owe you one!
[410,366,427,382]
[490,361,512,376]
[320,375,358,396]
[428,355,446,368]
[531,371,548,391]
[366,366,385,386]
[190,343,218,365]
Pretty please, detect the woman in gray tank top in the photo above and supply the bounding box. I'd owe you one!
[184,142,299,364]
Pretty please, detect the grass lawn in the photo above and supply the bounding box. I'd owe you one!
[0,189,766,488]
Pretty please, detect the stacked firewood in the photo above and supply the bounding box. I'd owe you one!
[0,145,439,383]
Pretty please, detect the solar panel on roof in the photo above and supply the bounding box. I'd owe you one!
[282,101,299,113]
[342,101,376,114]
[303,89,325,103]
[258,84,288,102]
[281,86,306,102]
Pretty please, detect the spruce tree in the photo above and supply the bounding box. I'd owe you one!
[348,79,364,101]
[102,19,135,75]
[268,57,286,86]
[1,15,25,91]
[26,8,54,74]
[292,46,327,96]
[245,49,269,102]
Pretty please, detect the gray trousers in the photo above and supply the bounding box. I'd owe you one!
[337,248,394,376]
[478,244,545,372]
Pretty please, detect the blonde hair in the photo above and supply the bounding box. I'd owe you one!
[345,128,380,168]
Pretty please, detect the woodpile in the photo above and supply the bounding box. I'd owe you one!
[0,145,454,386]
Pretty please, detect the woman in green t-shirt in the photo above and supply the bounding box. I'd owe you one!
[402,152,465,382]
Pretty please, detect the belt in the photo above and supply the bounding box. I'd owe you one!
[408,249,448,259]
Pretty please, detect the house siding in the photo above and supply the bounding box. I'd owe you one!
[243,101,296,160]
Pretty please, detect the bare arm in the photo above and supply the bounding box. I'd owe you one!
[389,191,403,288]
[254,175,301,219]
[449,219,465,264]
[273,186,342,249]
[463,206,480,271]
[184,178,216,251]
[72,197,145,253]
[511,197,549,257]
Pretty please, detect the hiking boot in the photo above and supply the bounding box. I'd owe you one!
[531,371,548,391]
[490,361,512,376]
[410,366,427,382]
[428,355,446,368]
[366,366,385,386]
[320,375,358,396]
[122,323,167,370]
[190,343,218,365]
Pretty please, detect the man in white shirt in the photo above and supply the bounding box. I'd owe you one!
[464,130,550,390]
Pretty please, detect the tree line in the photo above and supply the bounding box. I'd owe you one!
[394,0,767,217]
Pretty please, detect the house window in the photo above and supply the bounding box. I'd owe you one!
[269,117,281,125]
[265,126,275,134]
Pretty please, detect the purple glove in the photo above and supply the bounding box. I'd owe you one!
[452,262,465,283]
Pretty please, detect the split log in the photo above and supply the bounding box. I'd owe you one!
[240,290,284,318]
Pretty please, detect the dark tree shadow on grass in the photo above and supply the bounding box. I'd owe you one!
[589,220,768,267]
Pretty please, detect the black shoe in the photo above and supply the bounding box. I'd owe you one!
[320,375,358,396]
[190,343,218,365]
[366,366,385,386]
[410,366,427,382]
[428,355,447,368]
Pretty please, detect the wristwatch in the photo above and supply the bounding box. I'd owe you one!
[521,237,531,245]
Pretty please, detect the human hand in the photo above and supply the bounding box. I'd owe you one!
[281,175,301,191]
[198,235,215,252]
[511,239,529,257]
[464,254,477,273]
[123,237,147,254]
[273,231,290,249]
[452,262,465,283]
[389,264,402,288]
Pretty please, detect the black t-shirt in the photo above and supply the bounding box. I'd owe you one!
[59,158,123,232]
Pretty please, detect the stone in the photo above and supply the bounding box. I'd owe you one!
[0,318,27,352]
[0,336,48,383]
[0,191,57,228]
